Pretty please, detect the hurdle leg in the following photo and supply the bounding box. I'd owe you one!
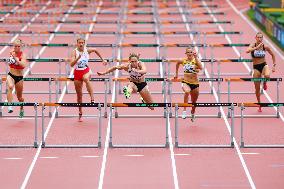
[98,104,102,148]
[175,104,179,147]
[48,79,52,117]
[277,80,280,118]
[0,79,2,116]
[104,80,107,118]
[41,105,46,148]
[165,106,169,148]
[109,104,113,147]
[230,104,235,147]
[227,81,231,117]
[34,104,38,148]
[240,104,245,147]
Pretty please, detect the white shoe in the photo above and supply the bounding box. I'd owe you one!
[182,111,187,119]
[190,114,196,122]
[8,106,13,113]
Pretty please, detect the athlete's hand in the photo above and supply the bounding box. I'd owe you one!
[10,51,19,64]
[97,71,105,76]
[102,59,107,66]
[255,42,264,50]
[193,51,198,58]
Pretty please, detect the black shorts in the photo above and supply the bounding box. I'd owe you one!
[8,72,23,84]
[253,62,267,74]
[133,81,147,92]
[182,80,199,91]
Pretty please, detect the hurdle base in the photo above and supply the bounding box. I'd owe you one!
[0,144,37,148]
[220,91,258,94]
[56,114,101,118]
[234,114,279,118]
[175,143,234,148]
[109,143,169,148]
[241,144,284,148]
[176,114,221,118]
[41,144,101,148]
[115,114,166,118]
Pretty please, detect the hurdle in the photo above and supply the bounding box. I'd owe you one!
[0,10,225,16]
[112,78,167,118]
[0,58,68,76]
[54,77,109,118]
[173,103,235,148]
[226,78,282,117]
[239,103,284,148]
[167,78,222,117]
[211,58,254,77]
[108,103,170,148]
[0,77,56,117]
[41,103,103,148]
[0,102,39,148]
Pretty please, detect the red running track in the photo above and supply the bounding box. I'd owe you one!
[0,0,283,189]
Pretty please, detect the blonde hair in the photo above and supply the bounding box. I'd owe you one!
[128,53,140,60]
[256,32,263,37]
[13,39,23,46]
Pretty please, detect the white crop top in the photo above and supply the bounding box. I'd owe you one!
[75,47,89,70]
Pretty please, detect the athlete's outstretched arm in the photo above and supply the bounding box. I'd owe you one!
[97,64,128,76]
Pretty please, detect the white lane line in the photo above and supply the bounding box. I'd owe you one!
[39,156,59,159]
[0,1,51,112]
[0,0,26,21]
[3,157,23,160]
[98,1,125,188]
[226,0,284,60]
[269,164,284,168]
[174,154,191,156]
[0,1,49,56]
[178,1,256,189]
[19,1,80,189]
[123,154,144,157]
[156,1,180,189]
[241,153,260,155]
[80,155,100,158]
[206,0,284,122]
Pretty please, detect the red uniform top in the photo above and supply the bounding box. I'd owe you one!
[9,51,24,70]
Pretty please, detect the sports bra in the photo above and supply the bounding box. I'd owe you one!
[8,51,24,70]
[182,58,197,73]
[251,43,266,58]
[75,47,89,70]
[128,62,144,80]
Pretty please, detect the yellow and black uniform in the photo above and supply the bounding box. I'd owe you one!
[181,58,199,91]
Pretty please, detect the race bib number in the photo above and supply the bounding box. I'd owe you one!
[7,55,16,65]
[253,50,265,58]
[183,64,195,73]
[77,59,87,68]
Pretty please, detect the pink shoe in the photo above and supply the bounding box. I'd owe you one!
[258,107,262,112]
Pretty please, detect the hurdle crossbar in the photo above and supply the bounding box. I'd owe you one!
[54,77,109,117]
[167,78,223,117]
[0,77,55,117]
[239,103,284,148]
[108,103,170,148]
[0,11,225,16]
[173,103,236,148]
[113,78,167,118]
[0,102,39,148]
[41,103,103,148]
[0,30,242,35]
